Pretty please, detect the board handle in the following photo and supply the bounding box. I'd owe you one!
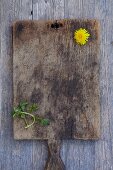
[44,140,65,170]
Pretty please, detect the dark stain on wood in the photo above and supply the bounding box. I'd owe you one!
[30,88,43,104]
[15,22,24,38]
[50,73,84,111]
[16,81,25,103]
[32,65,44,83]
[92,61,98,67]
[17,23,24,33]
[64,117,74,139]
[46,111,55,121]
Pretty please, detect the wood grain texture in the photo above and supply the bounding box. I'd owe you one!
[1,0,113,170]
[13,19,100,170]
[13,19,100,141]
[0,1,45,170]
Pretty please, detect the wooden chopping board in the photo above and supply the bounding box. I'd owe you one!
[13,19,100,170]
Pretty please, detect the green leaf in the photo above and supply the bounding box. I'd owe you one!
[40,119,50,126]
[21,114,26,119]
[11,107,16,115]
[35,116,50,126]
[19,101,28,112]
[27,103,39,113]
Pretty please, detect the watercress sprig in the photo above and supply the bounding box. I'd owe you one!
[12,101,50,128]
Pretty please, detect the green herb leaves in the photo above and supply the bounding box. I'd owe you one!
[12,101,50,128]
[27,103,39,113]
[35,117,50,126]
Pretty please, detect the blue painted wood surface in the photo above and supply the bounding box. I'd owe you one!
[0,0,113,169]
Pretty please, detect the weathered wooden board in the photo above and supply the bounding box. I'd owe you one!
[13,19,100,170]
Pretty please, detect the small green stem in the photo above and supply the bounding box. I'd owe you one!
[13,114,16,118]
[23,117,29,127]
[21,111,36,128]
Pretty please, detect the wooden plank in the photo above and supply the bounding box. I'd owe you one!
[62,2,97,170]
[32,1,65,170]
[0,1,34,170]
[33,0,65,170]
[33,0,64,20]
[63,0,113,170]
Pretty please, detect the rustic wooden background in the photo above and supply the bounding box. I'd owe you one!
[0,0,113,170]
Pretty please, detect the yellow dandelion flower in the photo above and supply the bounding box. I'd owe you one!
[74,28,90,45]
